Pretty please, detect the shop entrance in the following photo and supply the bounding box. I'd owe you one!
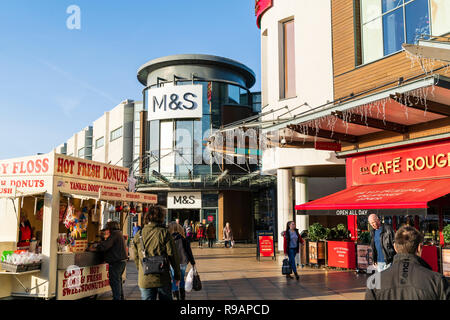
[169,209,201,225]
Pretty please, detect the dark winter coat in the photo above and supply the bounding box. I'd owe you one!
[283,229,304,255]
[96,229,127,264]
[370,223,396,264]
[365,253,450,300]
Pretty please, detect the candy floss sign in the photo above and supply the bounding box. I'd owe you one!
[0,154,53,194]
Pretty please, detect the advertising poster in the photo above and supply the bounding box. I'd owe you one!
[357,244,374,270]
[327,241,356,269]
[256,231,275,260]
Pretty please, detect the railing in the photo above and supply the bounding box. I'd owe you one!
[134,172,276,190]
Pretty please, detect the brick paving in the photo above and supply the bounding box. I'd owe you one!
[98,244,368,300]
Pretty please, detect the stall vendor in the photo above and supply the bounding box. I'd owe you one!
[89,221,127,300]
[18,213,33,247]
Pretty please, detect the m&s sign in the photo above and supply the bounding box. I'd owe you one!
[147,84,203,121]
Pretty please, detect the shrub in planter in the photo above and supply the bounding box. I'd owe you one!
[358,231,371,244]
[308,223,327,241]
[443,225,450,246]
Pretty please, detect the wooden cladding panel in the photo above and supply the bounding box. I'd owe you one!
[334,51,450,100]
[332,0,450,100]
[332,0,356,76]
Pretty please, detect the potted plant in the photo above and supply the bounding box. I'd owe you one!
[443,225,450,248]
[358,231,371,245]
[308,223,326,265]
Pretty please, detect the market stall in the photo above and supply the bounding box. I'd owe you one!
[297,140,450,274]
[0,152,157,299]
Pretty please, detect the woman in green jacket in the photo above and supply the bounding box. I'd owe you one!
[133,206,181,300]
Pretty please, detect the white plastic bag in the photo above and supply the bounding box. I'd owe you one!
[185,267,194,292]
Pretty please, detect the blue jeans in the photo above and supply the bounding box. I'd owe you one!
[287,248,298,274]
[170,264,187,291]
[108,261,126,300]
[139,285,173,300]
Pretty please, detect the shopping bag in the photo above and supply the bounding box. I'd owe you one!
[192,266,202,291]
[282,258,292,275]
[185,267,194,292]
[231,240,235,248]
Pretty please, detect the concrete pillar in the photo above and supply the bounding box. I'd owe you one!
[295,177,309,233]
[277,169,293,252]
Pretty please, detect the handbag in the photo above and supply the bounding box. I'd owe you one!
[192,266,202,291]
[139,232,167,275]
[282,258,292,275]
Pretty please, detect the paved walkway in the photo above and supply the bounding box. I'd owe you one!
[98,245,368,300]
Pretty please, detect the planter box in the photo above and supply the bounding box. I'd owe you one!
[301,240,309,265]
[327,241,356,269]
[308,241,325,265]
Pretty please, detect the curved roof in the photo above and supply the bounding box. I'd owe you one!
[137,54,256,88]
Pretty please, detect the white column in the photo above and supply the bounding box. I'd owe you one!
[41,180,59,298]
[295,176,309,233]
[277,168,293,252]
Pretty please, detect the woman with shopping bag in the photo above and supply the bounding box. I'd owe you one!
[283,221,304,281]
[168,221,196,300]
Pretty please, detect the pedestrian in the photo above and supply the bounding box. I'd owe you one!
[283,221,303,281]
[168,222,196,300]
[366,225,450,300]
[183,219,193,241]
[175,218,180,226]
[223,222,233,248]
[196,222,206,248]
[89,221,127,300]
[206,223,216,248]
[132,222,141,238]
[132,206,181,300]
[368,214,396,272]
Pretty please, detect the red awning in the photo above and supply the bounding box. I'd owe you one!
[296,178,450,216]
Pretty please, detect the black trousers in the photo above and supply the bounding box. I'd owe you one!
[109,260,126,300]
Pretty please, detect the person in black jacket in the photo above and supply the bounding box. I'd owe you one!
[369,214,396,272]
[366,225,449,300]
[282,221,304,280]
[90,221,127,300]
[168,221,196,300]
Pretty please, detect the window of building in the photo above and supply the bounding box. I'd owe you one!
[360,0,430,64]
[175,120,194,176]
[78,147,85,158]
[110,126,123,142]
[159,120,175,175]
[95,136,104,149]
[280,19,296,99]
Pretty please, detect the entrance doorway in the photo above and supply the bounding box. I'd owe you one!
[169,209,201,225]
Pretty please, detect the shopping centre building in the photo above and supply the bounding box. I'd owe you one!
[135,54,272,241]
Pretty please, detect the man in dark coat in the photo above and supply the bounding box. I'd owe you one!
[366,226,449,300]
[90,221,127,300]
[369,214,396,272]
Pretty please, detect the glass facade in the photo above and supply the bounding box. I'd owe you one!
[144,80,253,178]
[361,0,431,64]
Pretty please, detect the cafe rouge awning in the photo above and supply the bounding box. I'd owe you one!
[296,178,450,216]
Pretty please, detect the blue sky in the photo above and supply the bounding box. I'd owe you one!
[0,0,261,159]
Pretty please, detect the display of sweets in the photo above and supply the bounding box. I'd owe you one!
[4,252,43,265]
